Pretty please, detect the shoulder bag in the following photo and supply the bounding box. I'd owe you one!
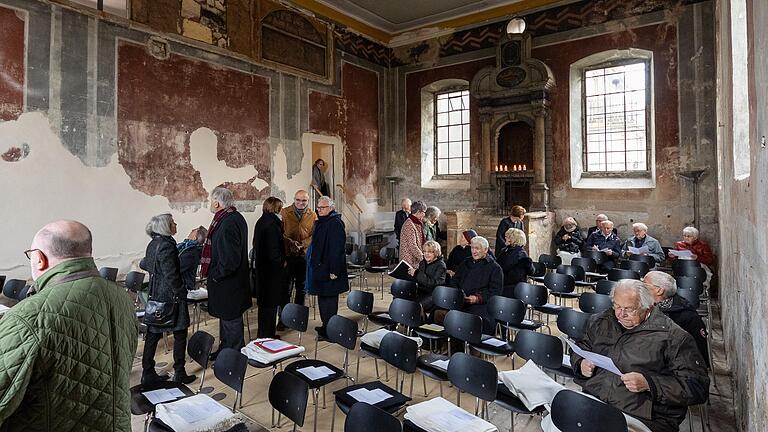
[143,240,179,328]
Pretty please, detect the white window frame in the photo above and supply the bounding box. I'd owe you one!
[569,49,656,189]
[434,89,471,175]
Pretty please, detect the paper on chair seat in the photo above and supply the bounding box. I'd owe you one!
[431,359,449,370]
[143,388,186,405]
[241,339,305,364]
[379,313,391,319]
[404,397,497,432]
[542,303,563,308]
[419,323,444,332]
[482,337,507,347]
[520,319,535,326]
[360,328,423,349]
[347,388,392,404]
[296,365,335,381]
[155,394,239,432]
[258,339,295,351]
[562,354,571,367]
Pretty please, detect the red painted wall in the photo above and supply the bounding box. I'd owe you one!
[0,6,25,121]
[309,62,379,198]
[117,41,271,202]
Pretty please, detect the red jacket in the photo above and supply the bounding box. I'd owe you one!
[673,240,715,266]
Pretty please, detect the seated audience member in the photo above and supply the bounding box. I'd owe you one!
[644,271,709,367]
[572,279,709,432]
[495,205,526,254]
[622,222,665,264]
[669,226,715,267]
[446,229,476,279]
[408,240,447,312]
[178,226,206,291]
[423,206,441,241]
[496,228,532,298]
[399,200,427,268]
[587,213,618,238]
[554,217,584,264]
[394,198,411,244]
[450,236,503,333]
[585,220,621,258]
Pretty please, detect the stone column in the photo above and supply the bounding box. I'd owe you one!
[530,108,549,211]
[477,113,496,207]
[445,210,478,252]
[525,211,556,259]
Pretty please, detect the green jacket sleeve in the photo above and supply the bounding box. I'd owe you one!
[0,314,42,423]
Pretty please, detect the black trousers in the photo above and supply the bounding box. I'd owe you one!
[317,295,339,328]
[285,256,307,306]
[258,305,278,338]
[218,317,245,351]
[142,329,187,375]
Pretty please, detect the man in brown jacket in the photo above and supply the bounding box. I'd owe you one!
[280,190,317,310]
[571,279,709,432]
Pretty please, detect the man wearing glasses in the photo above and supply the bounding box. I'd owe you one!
[279,190,317,311]
[0,220,136,431]
[570,279,709,432]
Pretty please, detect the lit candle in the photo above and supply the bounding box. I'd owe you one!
[523,164,527,171]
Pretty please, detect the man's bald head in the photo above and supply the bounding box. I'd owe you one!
[33,220,92,260]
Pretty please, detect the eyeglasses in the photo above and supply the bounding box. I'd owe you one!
[295,199,308,202]
[613,305,640,315]
[317,206,330,210]
[24,248,42,260]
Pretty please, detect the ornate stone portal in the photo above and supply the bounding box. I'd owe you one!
[470,27,555,211]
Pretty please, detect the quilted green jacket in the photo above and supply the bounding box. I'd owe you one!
[0,258,138,431]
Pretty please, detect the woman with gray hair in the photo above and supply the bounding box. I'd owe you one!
[554,216,584,264]
[423,206,441,241]
[669,226,715,266]
[398,200,428,268]
[139,213,195,386]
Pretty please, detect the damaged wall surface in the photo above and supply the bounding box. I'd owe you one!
[0,0,384,279]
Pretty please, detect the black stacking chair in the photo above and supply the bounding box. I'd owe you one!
[512,282,548,332]
[672,259,701,274]
[0,276,5,292]
[619,260,650,277]
[538,254,562,271]
[2,279,27,301]
[345,402,402,432]
[347,290,374,335]
[675,276,704,295]
[535,273,576,318]
[358,298,420,382]
[607,268,640,281]
[677,288,701,309]
[514,329,572,378]
[99,267,118,281]
[364,264,390,299]
[413,285,463,351]
[269,371,309,432]
[447,352,497,417]
[213,348,248,412]
[469,296,517,360]
[286,315,357,432]
[124,271,146,292]
[250,304,308,372]
[551,389,628,432]
[595,279,617,295]
[582,250,613,273]
[675,266,707,283]
[628,253,656,269]
[416,310,482,398]
[529,261,547,279]
[556,309,591,341]
[579,292,613,314]
[332,332,414,430]
[391,279,418,300]
[551,268,583,298]
[570,257,597,273]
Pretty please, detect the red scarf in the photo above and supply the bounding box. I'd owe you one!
[408,214,425,246]
[200,206,236,278]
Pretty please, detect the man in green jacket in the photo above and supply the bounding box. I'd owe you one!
[0,220,137,431]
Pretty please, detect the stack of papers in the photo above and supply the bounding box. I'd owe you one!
[628,246,650,255]
[347,387,392,404]
[296,365,336,381]
[498,360,566,410]
[430,359,450,371]
[255,339,297,353]
[155,393,239,432]
[186,288,208,300]
[143,387,187,404]
[404,397,497,432]
[360,328,423,349]
[481,337,508,347]
[241,338,305,364]
[419,323,444,332]
[669,249,694,258]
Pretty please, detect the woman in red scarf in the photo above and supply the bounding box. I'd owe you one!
[398,200,427,269]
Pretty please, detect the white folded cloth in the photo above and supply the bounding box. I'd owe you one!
[186,288,208,300]
[155,394,239,432]
[404,397,497,432]
[241,338,305,364]
[360,328,423,348]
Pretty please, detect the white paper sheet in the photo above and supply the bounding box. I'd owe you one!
[521,319,535,326]
[143,388,184,405]
[628,246,649,255]
[165,393,230,425]
[669,249,694,258]
[379,313,391,320]
[296,365,335,381]
[426,407,486,432]
[347,387,392,404]
[419,323,444,332]
[259,339,295,351]
[431,359,450,370]
[482,337,507,347]
[0,304,10,316]
[565,339,623,376]
[562,354,571,367]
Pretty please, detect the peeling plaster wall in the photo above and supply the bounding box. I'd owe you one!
[715,0,768,430]
[0,0,383,279]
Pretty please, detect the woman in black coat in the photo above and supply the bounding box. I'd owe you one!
[251,197,289,339]
[408,240,447,313]
[306,196,349,336]
[139,213,196,386]
[554,217,584,256]
[496,227,532,298]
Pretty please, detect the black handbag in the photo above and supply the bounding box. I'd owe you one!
[143,240,179,328]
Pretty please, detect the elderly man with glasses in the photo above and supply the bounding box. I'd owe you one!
[571,279,709,432]
[279,190,317,311]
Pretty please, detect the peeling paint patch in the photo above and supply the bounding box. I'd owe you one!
[1,143,29,162]
[0,5,26,121]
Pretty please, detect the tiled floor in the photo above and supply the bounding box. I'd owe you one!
[130,274,737,431]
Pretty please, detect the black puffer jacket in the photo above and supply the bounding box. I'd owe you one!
[178,243,202,292]
[140,234,190,332]
[571,308,710,432]
[414,257,447,294]
[554,227,585,254]
[659,294,709,367]
[496,245,532,297]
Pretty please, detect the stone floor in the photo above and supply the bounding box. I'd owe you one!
[130,274,737,431]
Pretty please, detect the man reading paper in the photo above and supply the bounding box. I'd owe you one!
[571,279,709,432]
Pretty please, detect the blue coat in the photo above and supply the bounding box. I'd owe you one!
[306,211,349,296]
[585,231,622,257]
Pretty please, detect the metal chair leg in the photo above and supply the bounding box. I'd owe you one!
[331,402,337,431]
[313,389,319,432]
[422,373,428,396]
